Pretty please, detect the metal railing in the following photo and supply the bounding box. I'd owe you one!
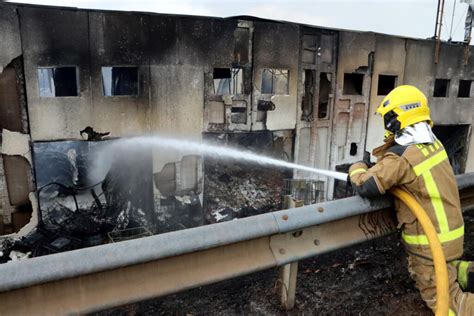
[0,173,473,315]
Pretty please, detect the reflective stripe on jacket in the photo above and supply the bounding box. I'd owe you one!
[348,138,464,261]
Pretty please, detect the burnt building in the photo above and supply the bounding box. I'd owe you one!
[0,2,473,238]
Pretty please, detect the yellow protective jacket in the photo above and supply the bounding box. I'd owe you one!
[349,138,464,261]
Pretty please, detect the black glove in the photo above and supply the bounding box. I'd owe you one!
[362,151,374,168]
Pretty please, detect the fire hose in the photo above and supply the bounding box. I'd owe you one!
[390,188,449,316]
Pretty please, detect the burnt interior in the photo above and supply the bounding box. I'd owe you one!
[433,124,470,174]
[301,69,314,120]
[318,72,331,119]
[458,79,472,98]
[0,56,32,236]
[101,66,138,96]
[433,78,450,97]
[203,132,292,223]
[343,73,364,95]
[38,67,79,97]
[377,74,397,95]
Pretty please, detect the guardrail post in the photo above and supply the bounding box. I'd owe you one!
[278,260,298,309]
[277,196,302,310]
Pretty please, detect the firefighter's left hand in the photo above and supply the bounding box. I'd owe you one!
[362,151,374,168]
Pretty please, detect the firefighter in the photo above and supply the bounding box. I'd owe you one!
[348,85,474,315]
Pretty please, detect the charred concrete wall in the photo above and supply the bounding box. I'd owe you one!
[1,2,474,231]
[294,27,338,201]
[405,41,473,125]
[0,4,34,235]
[20,7,93,140]
[365,35,407,155]
[251,21,299,131]
[404,41,474,173]
[331,31,374,167]
[0,4,21,73]
[328,31,374,198]
[366,38,474,173]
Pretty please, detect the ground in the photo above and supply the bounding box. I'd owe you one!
[96,210,474,315]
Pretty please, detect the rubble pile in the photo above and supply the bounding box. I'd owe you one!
[204,158,290,223]
[154,194,204,233]
[0,188,111,263]
[0,143,157,263]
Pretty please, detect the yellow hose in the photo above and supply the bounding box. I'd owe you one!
[390,188,449,316]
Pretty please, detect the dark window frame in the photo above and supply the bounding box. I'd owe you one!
[458,79,472,98]
[377,74,398,96]
[212,67,244,96]
[433,78,450,98]
[261,68,290,95]
[343,73,364,96]
[101,66,139,97]
[318,72,332,120]
[37,66,80,98]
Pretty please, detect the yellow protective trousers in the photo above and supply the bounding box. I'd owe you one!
[408,255,474,315]
[349,137,474,315]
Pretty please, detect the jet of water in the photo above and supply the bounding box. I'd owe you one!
[105,135,349,181]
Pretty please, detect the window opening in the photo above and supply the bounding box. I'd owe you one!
[102,66,138,96]
[318,72,332,119]
[433,125,470,174]
[301,70,314,120]
[234,27,250,64]
[38,67,79,97]
[213,68,243,95]
[343,73,364,95]
[320,34,334,64]
[433,79,450,97]
[261,69,289,95]
[377,75,397,95]
[458,80,472,98]
[231,107,247,124]
[350,142,358,156]
[231,107,246,113]
[302,34,317,64]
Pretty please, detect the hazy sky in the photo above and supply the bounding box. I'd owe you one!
[9,0,471,42]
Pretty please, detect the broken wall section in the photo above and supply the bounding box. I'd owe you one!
[0,55,34,235]
[252,21,299,131]
[203,20,253,132]
[329,31,375,199]
[1,130,36,236]
[0,4,29,235]
[294,27,338,202]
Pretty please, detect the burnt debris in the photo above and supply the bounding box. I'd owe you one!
[80,126,111,141]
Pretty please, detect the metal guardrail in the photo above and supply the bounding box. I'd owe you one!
[0,173,473,315]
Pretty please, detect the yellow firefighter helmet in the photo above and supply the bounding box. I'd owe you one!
[376,85,432,135]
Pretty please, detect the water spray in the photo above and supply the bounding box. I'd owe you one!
[106,135,349,181]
